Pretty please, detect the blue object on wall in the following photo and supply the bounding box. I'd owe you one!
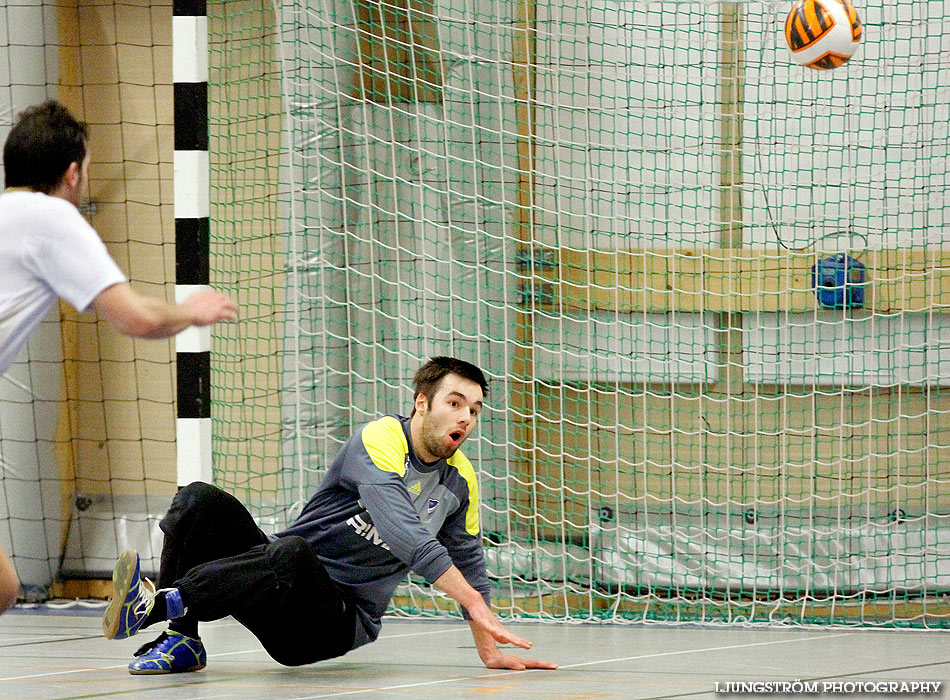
[811,254,866,308]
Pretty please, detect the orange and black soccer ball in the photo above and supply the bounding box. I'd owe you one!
[784,0,863,70]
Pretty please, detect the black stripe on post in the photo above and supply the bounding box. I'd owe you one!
[175,218,210,285]
[173,0,206,16]
[177,351,211,419]
[174,82,209,151]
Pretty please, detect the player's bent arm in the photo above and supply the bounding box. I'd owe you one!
[432,564,486,612]
[91,283,237,339]
[0,544,20,614]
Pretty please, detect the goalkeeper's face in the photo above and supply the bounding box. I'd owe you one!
[415,373,484,461]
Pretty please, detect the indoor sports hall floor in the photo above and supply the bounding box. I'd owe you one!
[0,606,946,699]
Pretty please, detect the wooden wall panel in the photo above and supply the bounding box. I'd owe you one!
[523,386,950,541]
[57,0,177,500]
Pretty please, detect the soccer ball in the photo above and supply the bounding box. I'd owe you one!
[784,0,863,70]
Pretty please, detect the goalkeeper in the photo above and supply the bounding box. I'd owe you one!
[102,356,557,675]
[0,100,237,615]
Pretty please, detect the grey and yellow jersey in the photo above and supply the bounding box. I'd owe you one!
[277,415,490,649]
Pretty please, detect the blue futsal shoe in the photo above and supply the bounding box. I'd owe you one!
[128,631,207,675]
[102,549,155,640]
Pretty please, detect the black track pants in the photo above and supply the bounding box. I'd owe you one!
[157,481,356,665]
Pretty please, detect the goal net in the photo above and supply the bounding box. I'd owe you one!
[208,0,950,627]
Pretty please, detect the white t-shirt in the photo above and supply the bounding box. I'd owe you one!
[0,190,127,373]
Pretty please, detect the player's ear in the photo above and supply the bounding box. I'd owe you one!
[414,392,429,416]
[63,160,81,189]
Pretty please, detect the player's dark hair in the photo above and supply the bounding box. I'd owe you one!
[412,356,489,410]
[3,100,88,193]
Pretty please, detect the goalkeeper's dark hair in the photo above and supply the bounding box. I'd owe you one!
[4,100,88,193]
[412,357,489,409]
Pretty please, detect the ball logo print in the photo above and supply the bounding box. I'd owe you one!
[785,0,863,70]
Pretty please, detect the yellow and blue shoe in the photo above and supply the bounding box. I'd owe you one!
[102,549,155,640]
[128,631,207,675]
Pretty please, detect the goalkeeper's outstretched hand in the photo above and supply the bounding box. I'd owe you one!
[467,604,558,671]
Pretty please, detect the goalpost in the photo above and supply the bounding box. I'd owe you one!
[206,0,950,627]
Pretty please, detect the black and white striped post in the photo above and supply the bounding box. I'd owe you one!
[173,0,211,486]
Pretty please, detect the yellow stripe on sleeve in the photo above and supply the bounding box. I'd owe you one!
[361,417,409,477]
[448,452,480,536]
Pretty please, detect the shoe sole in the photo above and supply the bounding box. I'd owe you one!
[102,549,138,639]
[128,663,206,676]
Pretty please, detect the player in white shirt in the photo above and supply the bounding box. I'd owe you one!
[0,100,239,614]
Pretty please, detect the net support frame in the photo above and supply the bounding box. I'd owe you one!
[173,0,212,486]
